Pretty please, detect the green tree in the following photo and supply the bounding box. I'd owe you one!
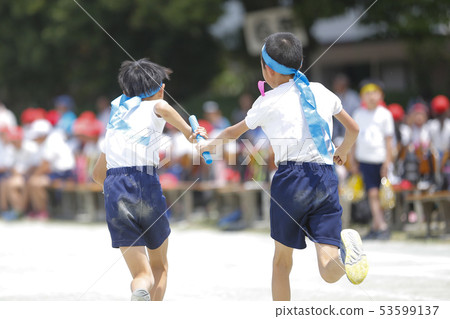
[0,0,224,114]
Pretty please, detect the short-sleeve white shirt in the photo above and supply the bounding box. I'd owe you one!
[41,130,75,172]
[104,99,166,169]
[353,106,394,163]
[427,118,450,153]
[244,80,342,165]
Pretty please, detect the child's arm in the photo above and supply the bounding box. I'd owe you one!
[381,136,393,177]
[333,109,359,166]
[198,120,250,154]
[92,153,107,186]
[154,101,207,142]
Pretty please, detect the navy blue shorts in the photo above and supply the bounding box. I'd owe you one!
[49,170,74,181]
[270,162,342,249]
[104,166,171,249]
[359,162,382,191]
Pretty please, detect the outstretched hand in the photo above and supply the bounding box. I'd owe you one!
[189,126,208,143]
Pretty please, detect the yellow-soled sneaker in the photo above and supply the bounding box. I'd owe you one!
[340,229,369,285]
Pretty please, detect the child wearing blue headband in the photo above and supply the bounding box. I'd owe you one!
[92,58,207,301]
[198,32,367,300]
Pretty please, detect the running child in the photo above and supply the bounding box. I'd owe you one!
[92,58,207,301]
[198,32,368,300]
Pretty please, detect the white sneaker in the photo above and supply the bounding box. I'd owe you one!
[131,289,151,301]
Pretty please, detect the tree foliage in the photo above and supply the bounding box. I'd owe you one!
[0,0,224,113]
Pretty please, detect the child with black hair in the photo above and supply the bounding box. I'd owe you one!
[92,58,207,301]
[198,32,368,300]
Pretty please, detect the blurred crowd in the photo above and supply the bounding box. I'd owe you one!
[0,77,449,227]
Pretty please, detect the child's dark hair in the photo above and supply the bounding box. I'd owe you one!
[262,32,303,70]
[118,58,172,97]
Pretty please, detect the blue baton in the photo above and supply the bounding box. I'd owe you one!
[189,115,213,164]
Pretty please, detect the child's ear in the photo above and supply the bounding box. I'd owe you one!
[265,64,275,76]
[157,84,165,99]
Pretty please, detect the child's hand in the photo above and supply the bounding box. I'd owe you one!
[333,147,348,166]
[196,139,214,154]
[189,126,208,143]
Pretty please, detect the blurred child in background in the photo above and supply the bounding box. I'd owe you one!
[351,81,394,240]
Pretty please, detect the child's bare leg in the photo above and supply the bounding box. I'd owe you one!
[314,243,345,283]
[27,175,50,212]
[147,238,169,301]
[8,175,27,213]
[272,240,293,301]
[120,246,154,295]
[368,188,387,231]
[0,180,8,211]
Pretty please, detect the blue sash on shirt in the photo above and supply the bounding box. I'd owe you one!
[261,45,334,163]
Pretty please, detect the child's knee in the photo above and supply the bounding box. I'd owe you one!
[319,269,340,283]
[273,253,293,272]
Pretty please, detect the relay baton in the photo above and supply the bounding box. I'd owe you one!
[189,115,213,164]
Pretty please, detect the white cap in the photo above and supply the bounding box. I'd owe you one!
[28,119,52,139]
[203,101,219,113]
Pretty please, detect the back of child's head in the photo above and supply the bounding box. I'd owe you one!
[118,58,172,97]
[263,32,303,70]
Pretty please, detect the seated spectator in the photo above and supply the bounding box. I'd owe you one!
[203,101,230,130]
[96,96,111,136]
[72,111,103,183]
[427,95,450,189]
[0,101,17,130]
[332,73,360,145]
[0,126,15,218]
[405,103,433,184]
[27,119,75,219]
[20,107,47,139]
[54,95,77,136]
[1,126,40,220]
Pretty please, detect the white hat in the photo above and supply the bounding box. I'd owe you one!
[28,119,52,139]
[203,101,219,113]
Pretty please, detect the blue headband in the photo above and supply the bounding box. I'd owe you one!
[261,45,334,164]
[107,82,163,132]
[125,82,163,99]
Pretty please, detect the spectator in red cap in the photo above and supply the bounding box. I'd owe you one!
[387,103,409,184]
[0,125,16,219]
[27,119,75,219]
[427,95,450,189]
[73,112,104,183]
[406,103,430,149]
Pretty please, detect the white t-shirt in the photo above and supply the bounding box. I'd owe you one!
[104,99,166,169]
[41,131,75,172]
[245,80,342,165]
[427,118,450,153]
[14,140,41,174]
[0,142,15,169]
[0,106,17,129]
[353,106,394,164]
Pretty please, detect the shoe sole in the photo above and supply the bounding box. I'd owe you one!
[341,229,369,285]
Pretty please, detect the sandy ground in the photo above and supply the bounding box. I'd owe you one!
[0,220,449,301]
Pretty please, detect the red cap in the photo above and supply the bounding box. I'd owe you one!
[7,126,23,141]
[388,103,405,122]
[73,115,103,138]
[21,108,47,124]
[45,109,60,126]
[197,119,214,134]
[79,111,96,120]
[431,95,449,115]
